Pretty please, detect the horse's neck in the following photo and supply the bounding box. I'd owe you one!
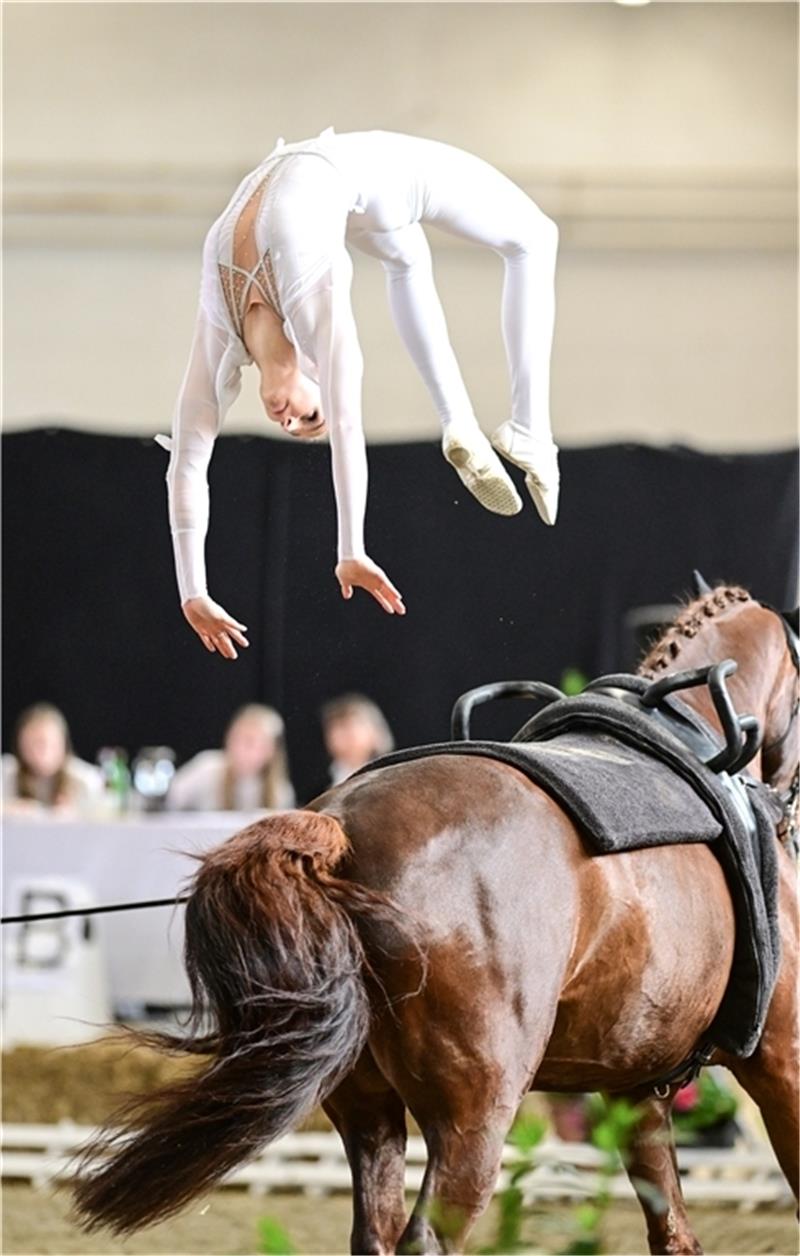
[661,619,773,777]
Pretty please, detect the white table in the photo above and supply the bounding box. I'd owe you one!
[2,813,265,1009]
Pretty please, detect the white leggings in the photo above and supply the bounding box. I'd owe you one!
[349,141,559,440]
[166,133,560,602]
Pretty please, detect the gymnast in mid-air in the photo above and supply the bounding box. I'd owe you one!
[161,128,560,659]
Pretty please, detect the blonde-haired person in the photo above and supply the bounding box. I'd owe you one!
[2,702,104,815]
[320,693,394,788]
[168,704,295,812]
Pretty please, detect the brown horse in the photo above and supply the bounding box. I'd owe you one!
[73,586,798,1255]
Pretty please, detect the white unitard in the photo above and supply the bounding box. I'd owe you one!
[163,129,559,604]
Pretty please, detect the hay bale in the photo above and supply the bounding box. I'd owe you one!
[2,1036,334,1129]
[2,1035,202,1124]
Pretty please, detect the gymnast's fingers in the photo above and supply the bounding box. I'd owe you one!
[217,632,238,660]
[381,573,403,601]
[384,585,406,615]
[370,588,395,615]
[376,575,405,615]
[200,634,216,653]
[225,625,250,648]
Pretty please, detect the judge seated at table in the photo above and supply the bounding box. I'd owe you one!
[167,704,295,812]
[320,693,395,789]
[2,702,104,816]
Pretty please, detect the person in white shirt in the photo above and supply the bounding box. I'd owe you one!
[167,704,295,812]
[162,129,560,660]
[2,703,103,815]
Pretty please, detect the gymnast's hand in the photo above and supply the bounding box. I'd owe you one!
[335,558,406,616]
[182,596,250,660]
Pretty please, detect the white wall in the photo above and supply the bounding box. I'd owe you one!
[4,1,797,449]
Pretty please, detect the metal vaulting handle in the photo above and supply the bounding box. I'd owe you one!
[451,680,563,742]
[721,716,762,776]
[641,663,727,707]
[642,658,762,775]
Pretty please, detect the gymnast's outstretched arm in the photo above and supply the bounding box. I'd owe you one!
[164,310,249,659]
[288,250,405,616]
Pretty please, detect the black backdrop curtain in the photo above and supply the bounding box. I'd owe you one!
[3,430,797,802]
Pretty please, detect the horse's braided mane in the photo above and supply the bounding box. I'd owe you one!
[639,585,753,677]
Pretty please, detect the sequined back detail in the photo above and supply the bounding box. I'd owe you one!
[218,172,283,339]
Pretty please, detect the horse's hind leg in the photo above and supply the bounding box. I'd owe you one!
[395,1066,527,1255]
[323,1051,409,1255]
[614,1090,703,1255]
[398,1113,511,1255]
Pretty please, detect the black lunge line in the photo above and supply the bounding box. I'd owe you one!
[1,896,190,925]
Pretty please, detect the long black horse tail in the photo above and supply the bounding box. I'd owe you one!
[71,810,403,1234]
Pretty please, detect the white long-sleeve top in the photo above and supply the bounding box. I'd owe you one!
[163,128,426,604]
[163,127,555,604]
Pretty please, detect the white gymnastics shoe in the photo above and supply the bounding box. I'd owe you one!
[442,423,522,517]
[491,421,560,526]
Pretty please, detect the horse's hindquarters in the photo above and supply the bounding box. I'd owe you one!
[324,758,586,1098]
[536,840,736,1092]
[326,758,736,1100]
[325,758,585,1249]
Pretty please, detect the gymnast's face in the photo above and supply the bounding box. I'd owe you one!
[261,371,327,440]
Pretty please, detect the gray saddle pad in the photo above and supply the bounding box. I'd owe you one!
[360,733,721,852]
[501,731,723,851]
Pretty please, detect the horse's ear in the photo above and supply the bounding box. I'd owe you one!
[691,569,713,597]
[780,607,799,636]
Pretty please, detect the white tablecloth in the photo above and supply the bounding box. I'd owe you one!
[2,813,263,1008]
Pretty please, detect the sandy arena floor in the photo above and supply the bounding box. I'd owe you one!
[3,1184,799,1256]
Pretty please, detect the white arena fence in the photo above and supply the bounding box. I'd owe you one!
[2,1124,791,1207]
